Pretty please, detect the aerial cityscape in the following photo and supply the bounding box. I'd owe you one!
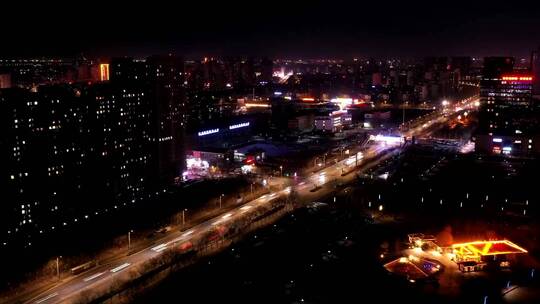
[2,1,540,303]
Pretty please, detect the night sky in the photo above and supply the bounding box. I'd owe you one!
[3,0,540,58]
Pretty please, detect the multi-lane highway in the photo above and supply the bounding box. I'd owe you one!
[19,97,479,304]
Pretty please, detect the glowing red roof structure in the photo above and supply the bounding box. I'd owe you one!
[384,256,441,280]
[451,240,527,262]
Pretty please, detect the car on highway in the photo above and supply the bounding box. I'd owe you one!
[178,241,193,253]
[206,225,228,242]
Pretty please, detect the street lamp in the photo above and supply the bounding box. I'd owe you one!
[280,165,283,177]
[56,256,62,280]
[219,194,224,209]
[182,209,187,228]
[128,230,133,251]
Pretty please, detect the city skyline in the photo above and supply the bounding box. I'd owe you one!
[2,2,540,303]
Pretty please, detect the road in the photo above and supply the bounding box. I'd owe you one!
[18,97,479,304]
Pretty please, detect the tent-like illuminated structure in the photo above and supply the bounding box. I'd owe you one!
[451,240,527,272]
[384,256,441,281]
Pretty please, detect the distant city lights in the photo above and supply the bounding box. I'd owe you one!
[186,158,209,170]
[273,69,293,83]
[330,97,353,110]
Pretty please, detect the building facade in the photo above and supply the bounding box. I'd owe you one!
[475,57,540,155]
[0,66,186,249]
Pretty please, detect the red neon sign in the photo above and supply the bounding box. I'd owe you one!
[501,75,533,81]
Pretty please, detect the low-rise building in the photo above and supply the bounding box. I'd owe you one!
[314,111,352,132]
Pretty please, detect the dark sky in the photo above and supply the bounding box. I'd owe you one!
[3,0,540,58]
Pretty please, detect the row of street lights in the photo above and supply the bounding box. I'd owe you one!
[51,146,368,283]
[50,172,293,282]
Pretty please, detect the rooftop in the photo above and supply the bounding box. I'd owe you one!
[451,240,527,257]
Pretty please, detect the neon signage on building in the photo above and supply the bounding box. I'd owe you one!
[229,122,250,130]
[198,128,220,136]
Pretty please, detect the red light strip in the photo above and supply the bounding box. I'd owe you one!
[502,76,533,81]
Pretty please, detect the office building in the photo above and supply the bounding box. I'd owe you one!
[475,57,540,154]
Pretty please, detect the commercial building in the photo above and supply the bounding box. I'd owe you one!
[475,57,540,155]
[451,240,527,272]
[288,114,314,132]
[194,120,254,148]
[407,234,528,273]
[314,111,352,132]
